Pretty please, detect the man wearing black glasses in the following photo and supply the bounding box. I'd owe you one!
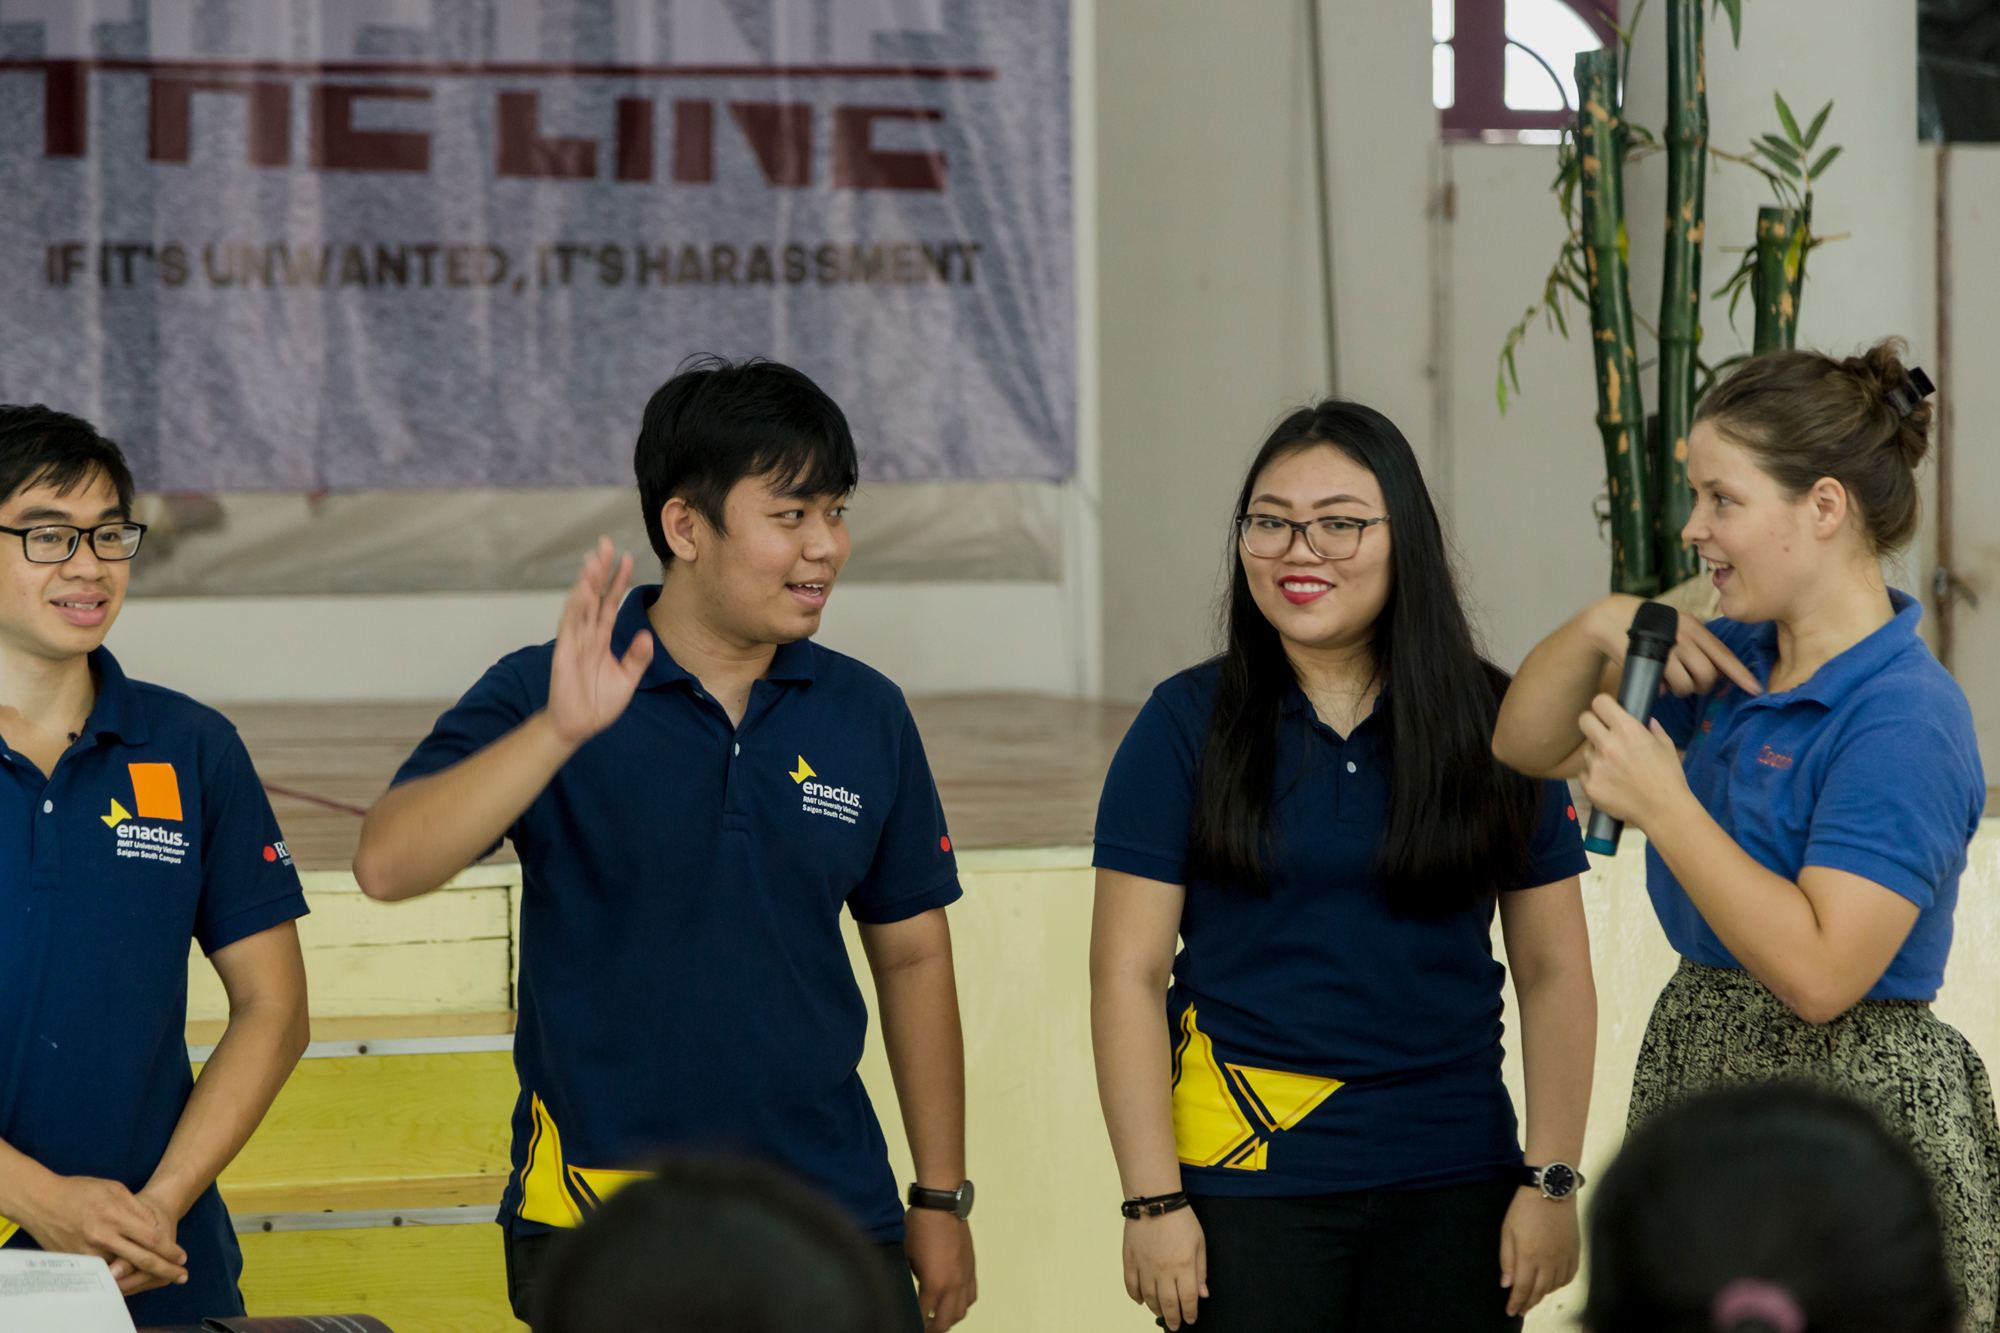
[0,405,310,1326]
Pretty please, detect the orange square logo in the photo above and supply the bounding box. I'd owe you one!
[128,763,183,821]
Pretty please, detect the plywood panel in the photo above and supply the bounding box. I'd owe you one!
[188,887,515,1021]
[214,1051,516,1200]
[237,1222,525,1332]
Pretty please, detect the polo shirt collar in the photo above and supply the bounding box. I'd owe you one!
[1738,587,1922,709]
[1280,679,1387,727]
[80,647,148,745]
[610,584,819,692]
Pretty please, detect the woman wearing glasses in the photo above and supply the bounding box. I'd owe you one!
[1090,401,1596,1332]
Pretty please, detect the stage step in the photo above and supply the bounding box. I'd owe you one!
[237,1211,523,1333]
[190,1013,524,1329]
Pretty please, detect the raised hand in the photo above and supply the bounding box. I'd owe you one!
[1589,595,1763,699]
[546,537,655,747]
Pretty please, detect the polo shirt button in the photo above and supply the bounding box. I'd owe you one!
[1345,761,1357,774]
[42,799,53,813]
[733,743,740,756]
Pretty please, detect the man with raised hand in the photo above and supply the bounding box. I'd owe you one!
[354,358,976,1331]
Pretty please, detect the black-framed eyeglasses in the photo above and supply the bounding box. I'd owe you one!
[0,522,148,564]
[1236,513,1388,561]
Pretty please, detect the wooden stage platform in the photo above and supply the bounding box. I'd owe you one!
[229,694,1141,874]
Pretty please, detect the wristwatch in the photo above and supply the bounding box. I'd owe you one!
[1522,1162,1584,1200]
[907,1179,975,1220]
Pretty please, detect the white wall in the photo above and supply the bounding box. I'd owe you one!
[1093,0,1337,701]
[1941,146,2000,777]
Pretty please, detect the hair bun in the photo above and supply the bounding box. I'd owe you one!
[1842,338,1933,468]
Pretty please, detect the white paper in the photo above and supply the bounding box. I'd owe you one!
[0,1251,137,1333]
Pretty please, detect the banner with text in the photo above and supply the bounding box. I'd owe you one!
[0,0,1074,489]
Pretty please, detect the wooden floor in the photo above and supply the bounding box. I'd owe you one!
[228,695,1139,874]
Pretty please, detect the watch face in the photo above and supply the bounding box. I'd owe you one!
[954,1179,976,1219]
[1541,1163,1577,1198]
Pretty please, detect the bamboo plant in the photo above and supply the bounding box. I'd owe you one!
[1574,49,1655,594]
[1497,0,1845,596]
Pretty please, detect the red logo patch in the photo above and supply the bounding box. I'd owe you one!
[1565,805,1577,823]
[1755,745,1794,770]
[262,845,279,862]
[939,835,952,853]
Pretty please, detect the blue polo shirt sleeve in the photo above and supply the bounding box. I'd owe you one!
[1512,777,1588,889]
[1802,716,1977,909]
[1093,682,1202,886]
[846,701,962,925]
[392,654,538,859]
[196,729,308,955]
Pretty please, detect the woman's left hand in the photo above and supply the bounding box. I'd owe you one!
[1576,694,1689,833]
[1498,1186,1579,1317]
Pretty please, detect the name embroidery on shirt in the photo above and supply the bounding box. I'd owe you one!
[790,755,863,826]
[1755,745,1794,770]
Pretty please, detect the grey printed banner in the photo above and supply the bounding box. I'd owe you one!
[0,0,1074,489]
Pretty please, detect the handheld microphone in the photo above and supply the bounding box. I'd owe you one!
[1582,600,1681,855]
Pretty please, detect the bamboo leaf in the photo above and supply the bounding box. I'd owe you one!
[1755,144,1804,179]
[1808,145,1843,179]
[1714,0,1742,47]
[1775,93,1803,144]
[1760,134,1802,162]
[1804,101,1833,149]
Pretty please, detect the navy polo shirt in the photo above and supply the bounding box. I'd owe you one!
[0,649,308,1325]
[393,586,961,1243]
[1094,662,1587,1196]
[1648,590,1985,1000]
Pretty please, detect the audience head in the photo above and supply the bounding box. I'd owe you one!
[1582,1081,1957,1333]
[531,1155,898,1333]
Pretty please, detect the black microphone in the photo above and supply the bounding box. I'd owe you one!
[1582,600,1681,855]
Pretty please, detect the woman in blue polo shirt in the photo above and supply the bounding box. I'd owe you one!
[1092,401,1598,1332]
[1494,339,1998,1326]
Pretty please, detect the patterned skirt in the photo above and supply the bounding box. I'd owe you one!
[1629,958,2000,1331]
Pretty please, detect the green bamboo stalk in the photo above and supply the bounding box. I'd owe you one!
[1575,50,1656,595]
[1753,205,1803,352]
[1655,0,1706,587]
[1784,198,1813,344]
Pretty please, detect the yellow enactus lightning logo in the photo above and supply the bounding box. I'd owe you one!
[1171,1006,1343,1172]
[789,756,816,784]
[102,799,133,829]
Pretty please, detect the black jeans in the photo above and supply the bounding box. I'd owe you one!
[504,1227,924,1332]
[1183,1178,1525,1332]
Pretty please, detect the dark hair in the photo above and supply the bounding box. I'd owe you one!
[0,405,135,514]
[635,356,859,565]
[530,1155,897,1333]
[1583,1082,1958,1333]
[1694,337,1930,554]
[1187,400,1536,911]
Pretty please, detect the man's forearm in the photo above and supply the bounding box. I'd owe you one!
[354,711,577,901]
[145,996,308,1219]
[873,951,967,1187]
[0,1136,56,1233]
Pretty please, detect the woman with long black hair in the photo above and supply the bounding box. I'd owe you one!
[1090,401,1597,1331]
